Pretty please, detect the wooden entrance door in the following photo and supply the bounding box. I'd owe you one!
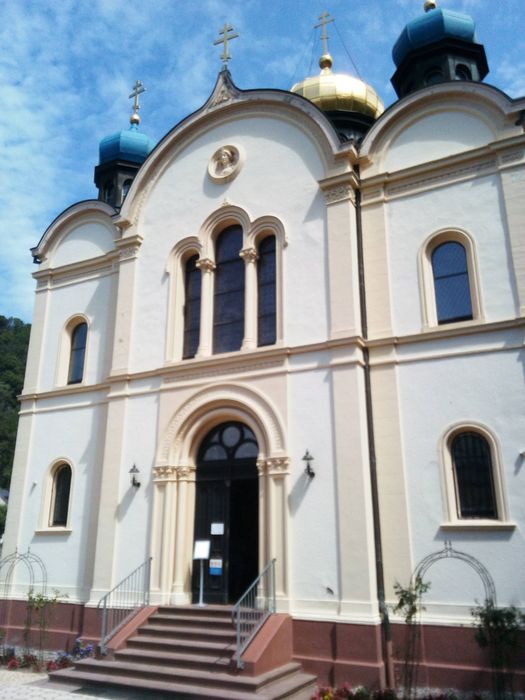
[192,422,259,604]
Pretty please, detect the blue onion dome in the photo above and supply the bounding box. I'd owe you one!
[99,117,155,165]
[393,1,477,68]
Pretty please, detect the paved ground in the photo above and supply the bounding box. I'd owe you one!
[0,671,185,700]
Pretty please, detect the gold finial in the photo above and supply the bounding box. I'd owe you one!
[214,23,239,67]
[314,10,334,62]
[129,79,145,125]
[424,0,437,11]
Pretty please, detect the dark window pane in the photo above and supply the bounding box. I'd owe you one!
[203,445,228,461]
[68,322,87,384]
[52,465,71,526]
[432,242,473,324]
[198,422,257,464]
[183,254,201,359]
[213,226,244,353]
[235,442,258,459]
[452,432,497,519]
[258,236,276,346]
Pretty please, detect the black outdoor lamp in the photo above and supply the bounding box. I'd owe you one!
[302,450,315,479]
[129,464,141,488]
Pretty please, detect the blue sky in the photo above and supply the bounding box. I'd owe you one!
[1,0,523,322]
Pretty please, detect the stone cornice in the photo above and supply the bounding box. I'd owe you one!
[32,251,119,286]
[319,172,359,204]
[360,135,525,204]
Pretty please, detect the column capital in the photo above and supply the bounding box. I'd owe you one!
[257,456,290,477]
[196,257,216,273]
[153,466,178,482]
[240,247,259,264]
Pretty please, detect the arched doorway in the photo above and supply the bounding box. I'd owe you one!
[191,421,259,604]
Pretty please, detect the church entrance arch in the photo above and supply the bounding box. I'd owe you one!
[192,421,259,603]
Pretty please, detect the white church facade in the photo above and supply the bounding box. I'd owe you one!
[3,3,525,691]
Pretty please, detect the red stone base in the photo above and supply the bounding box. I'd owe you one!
[0,599,101,653]
[1,599,524,693]
[293,619,525,692]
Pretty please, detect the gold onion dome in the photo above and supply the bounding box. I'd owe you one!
[291,53,384,120]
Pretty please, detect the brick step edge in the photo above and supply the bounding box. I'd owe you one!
[71,658,303,691]
[126,634,236,654]
[116,647,233,669]
[50,668,260,700]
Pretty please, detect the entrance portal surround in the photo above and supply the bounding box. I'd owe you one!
[150,383,290,608]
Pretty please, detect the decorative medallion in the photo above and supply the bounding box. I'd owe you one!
[208,145,243,183]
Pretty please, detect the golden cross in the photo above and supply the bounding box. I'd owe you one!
[214,23,239,66]
[129,79,145,115]
[315,11,334,55]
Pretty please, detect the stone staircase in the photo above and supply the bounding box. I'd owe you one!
[51,605,316,699]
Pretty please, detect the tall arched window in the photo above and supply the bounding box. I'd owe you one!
[431,241,473,324]
[50,463,72,527]
[183,254,201,359]
[257,235,276,346]
[451,432,497,519]
[68,322,87,384]
[213,226,245,354]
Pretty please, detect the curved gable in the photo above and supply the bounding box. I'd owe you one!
[33,201,117,268]
[360,83,524,176]
[115,71,354,230]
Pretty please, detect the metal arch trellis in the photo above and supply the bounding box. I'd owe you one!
[0,549,48,652]
[413,540,496,604]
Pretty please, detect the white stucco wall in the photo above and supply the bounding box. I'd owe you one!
[49,220,115,268]
[13,399,108,600]
[37,273,117,391]
[129,115,328,373]
[383,110,494,173]
[397,339,525,614]
[287,360,339,612]
[387,174,518,335]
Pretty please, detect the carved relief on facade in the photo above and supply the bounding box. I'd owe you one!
[208,145,244,183]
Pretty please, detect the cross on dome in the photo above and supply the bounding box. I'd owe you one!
[129,79,146,125]
[214,23,239,67]
[315,10,334,57]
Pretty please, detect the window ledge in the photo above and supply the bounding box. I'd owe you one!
[440,521,516,532]
[35,527,72,535]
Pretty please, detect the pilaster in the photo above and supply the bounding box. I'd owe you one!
[196,258,216,357]
[111,234,143,374]
[240,247,258,350]
[320,175,361,339]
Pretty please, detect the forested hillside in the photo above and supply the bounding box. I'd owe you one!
[0,316,31,491]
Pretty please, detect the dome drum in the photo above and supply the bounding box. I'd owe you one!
[391,36,488,99]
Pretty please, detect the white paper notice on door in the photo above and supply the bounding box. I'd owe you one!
[211,522,224,535]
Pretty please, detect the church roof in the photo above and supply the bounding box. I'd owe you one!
[392,5,477,68]
[98,123,155,165]
[291,53,384,120]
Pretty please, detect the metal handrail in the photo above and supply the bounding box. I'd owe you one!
[231,558,276,669]
[97,556,152,655]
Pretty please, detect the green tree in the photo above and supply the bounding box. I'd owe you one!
[0,316,31,490]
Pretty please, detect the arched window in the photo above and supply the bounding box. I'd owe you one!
[257,235,276,346]
[425,68,443,86]
[182,254,201,359]
[50,464,72,527]
[213,225,245,354]
[451,432,497,519]
[122,179,133,199]
[455,64,472,81]
[431,241,473,324]
[103,181,114,204]
[68,322,87,384]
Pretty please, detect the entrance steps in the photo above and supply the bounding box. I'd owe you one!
[51,604,316,699]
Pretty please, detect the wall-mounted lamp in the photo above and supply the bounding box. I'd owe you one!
[302,450,315,479]
[129,464,141,488]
